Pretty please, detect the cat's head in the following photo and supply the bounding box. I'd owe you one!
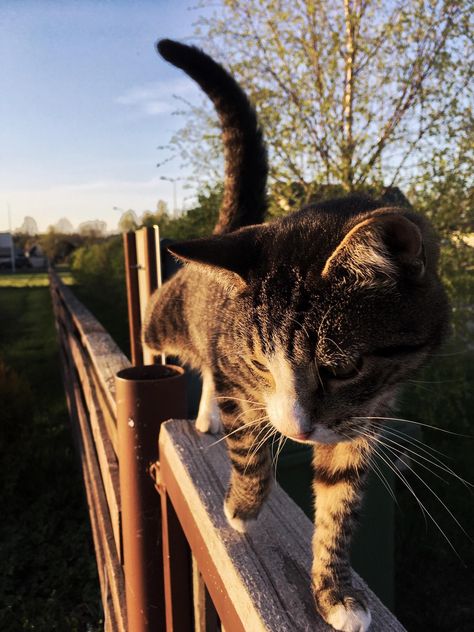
[169,197,450,444]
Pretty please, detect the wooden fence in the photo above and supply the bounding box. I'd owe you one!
[49,229,406,632]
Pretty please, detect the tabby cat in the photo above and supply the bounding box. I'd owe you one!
[143,39,449,632]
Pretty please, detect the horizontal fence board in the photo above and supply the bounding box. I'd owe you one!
[81,331,130,418]
[58,333,125,632]
[50,269,131,420]
[50,270,127,631]
[51,279,119,453]
[59,345,109,604]
[50,269,108,336]
[72,375,127,632]
[68,332,122,559]
[87,362,119,455]
[160,420,406,632]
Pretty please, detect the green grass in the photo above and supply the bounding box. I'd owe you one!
[0,269,74,288]
[0,286,102,631]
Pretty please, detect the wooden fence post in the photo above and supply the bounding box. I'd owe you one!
[116,364,187,632]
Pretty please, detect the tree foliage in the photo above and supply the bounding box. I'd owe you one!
[118,210,139,233]
[166,0,472,205]
[159,184,222,239]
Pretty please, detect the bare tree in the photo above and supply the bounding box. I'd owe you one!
[166,0,472,205]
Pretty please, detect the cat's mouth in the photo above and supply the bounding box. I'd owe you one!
[286,425,344,445]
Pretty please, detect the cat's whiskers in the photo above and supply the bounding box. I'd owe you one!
[355,427,467,555]
[368,454,399,505]
[271,433,287,478]
[357,432,432,527]
[358,428,449,485]
[205,417,266,449]
[343,431,398,505]
[214,395,263,406]
[375,422,455,462]
[233,406,267,425]
[369,422,473,489]
[353,416,472,438]
[244,421,276,475]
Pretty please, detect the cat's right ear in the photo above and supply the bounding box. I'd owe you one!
[167,225,262,284]
[321,213,426,287]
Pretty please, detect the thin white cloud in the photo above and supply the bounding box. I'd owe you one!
[116,79,198,116]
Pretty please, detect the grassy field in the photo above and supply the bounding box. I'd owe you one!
[0,278,102,631]
[0,268,74,288]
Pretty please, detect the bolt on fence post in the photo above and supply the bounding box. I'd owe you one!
[116,364,187,632]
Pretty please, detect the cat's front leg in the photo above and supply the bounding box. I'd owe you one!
[312,439,373,632]
[195,369,222,434]
[220,404,272,533]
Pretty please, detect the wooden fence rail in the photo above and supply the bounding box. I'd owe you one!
[50,268,129,631]
[49,240,406,631]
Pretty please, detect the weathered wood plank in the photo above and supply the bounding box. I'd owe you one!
[50,270,127,627]
[87,363,119,454]
[58,337,125,632]
[192,556,220,632]
[68,333,122,559]
[160,420,406,632]
[71,376,127,632]
[50,268,107,335]
[50,269,131,417]
[51,281,120,452]
[136,226,165,365]
[81,331,130,417]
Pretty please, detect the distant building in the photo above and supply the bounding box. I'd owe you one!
[26,244,47,268]
[0,233,14,269]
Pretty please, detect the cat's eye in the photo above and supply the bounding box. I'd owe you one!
[321,357,363,380]
[251,359,269,372]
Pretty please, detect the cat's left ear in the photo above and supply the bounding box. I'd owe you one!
[321,213,426,286]
[167,225,262,283]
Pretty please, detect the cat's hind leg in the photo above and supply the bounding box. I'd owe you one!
[195,370,222,434]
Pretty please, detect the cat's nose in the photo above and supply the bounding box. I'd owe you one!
[291,431,312,441]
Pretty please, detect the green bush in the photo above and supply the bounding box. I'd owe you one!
[70,235,124,290]
[70,236,129,353]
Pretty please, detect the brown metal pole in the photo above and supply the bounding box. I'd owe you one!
[161,487,194,632]
[116,364,187,632]
[123,231,143,366]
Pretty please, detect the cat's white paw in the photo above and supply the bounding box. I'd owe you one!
[195,401,222,434]
[224,501,251,533]
[326,602,371,632]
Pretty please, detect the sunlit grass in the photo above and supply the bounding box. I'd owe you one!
[0,269,74,287]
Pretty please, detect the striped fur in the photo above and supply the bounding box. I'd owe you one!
[143,40,449,631]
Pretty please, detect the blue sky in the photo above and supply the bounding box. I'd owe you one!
[0,0,210,233]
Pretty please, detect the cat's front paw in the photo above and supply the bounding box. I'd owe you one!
[223,499,258,533]
[195,401,222,434]
[315,587,371,632]
[325,598,371,632]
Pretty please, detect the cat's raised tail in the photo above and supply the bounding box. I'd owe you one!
[156,39,268,234]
